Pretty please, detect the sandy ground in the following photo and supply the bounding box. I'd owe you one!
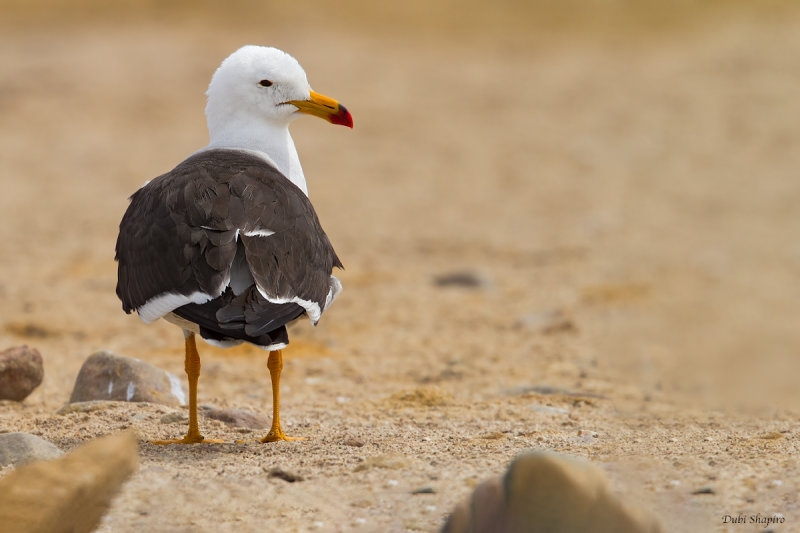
[1,2,800,532]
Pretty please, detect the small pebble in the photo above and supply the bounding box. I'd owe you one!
[199,406,269,429]
[691,487,715,495]
[412,487,436,495]
[433,271,490,288]
[266,467,304,483]
[160,412,186,425]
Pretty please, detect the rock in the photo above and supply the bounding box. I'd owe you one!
[0,433,63,466]
[0,431,138,533]
[456,477,506,533]
[267,467,304,482]
[159,412,187,424]
[0,346,44,401]
[433,271,490,288]
[69,350,186,407]
[442,451,663,533]
[342,437,365,447]
[199,405,269,429]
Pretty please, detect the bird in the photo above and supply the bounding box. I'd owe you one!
[115,45,352,444]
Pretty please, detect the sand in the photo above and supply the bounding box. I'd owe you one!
[1,2,799,531]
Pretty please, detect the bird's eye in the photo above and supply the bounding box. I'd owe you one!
[259,79,273,87]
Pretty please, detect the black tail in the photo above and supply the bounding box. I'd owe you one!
[173,286,304,348]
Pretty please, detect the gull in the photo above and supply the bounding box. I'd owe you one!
[115,45,352,444]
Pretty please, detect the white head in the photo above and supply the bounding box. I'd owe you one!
[205,45,352,141]
[202,45,352,194]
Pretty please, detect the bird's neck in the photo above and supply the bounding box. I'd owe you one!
[206,119,308,196]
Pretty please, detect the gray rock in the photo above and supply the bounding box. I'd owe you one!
[0,433,63,466]
[199,405,269,429]
[159,412,187,424]
[433,271,491,288]
[443,451,663,533]
[69,350,186,407]
[267,467,304,482]
[0,346,44,401]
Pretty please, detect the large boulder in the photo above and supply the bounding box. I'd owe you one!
[443,451,662,533]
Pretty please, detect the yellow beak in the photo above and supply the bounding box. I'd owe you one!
[287,90,353,128]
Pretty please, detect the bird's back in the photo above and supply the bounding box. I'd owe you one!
[115,149,343,348]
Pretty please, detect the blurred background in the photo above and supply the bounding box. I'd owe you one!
[1,0,798,407]
[1,1,799,529]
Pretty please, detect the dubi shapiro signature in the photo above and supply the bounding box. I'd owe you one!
[722,513,786,528]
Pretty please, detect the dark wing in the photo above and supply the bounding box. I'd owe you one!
[115,149,342,342]
[115,157,238,316]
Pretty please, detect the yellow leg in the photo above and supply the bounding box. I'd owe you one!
[152,333,222,445]
[260,350,303,442]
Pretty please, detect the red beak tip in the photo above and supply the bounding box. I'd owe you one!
[336,104,353,128]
